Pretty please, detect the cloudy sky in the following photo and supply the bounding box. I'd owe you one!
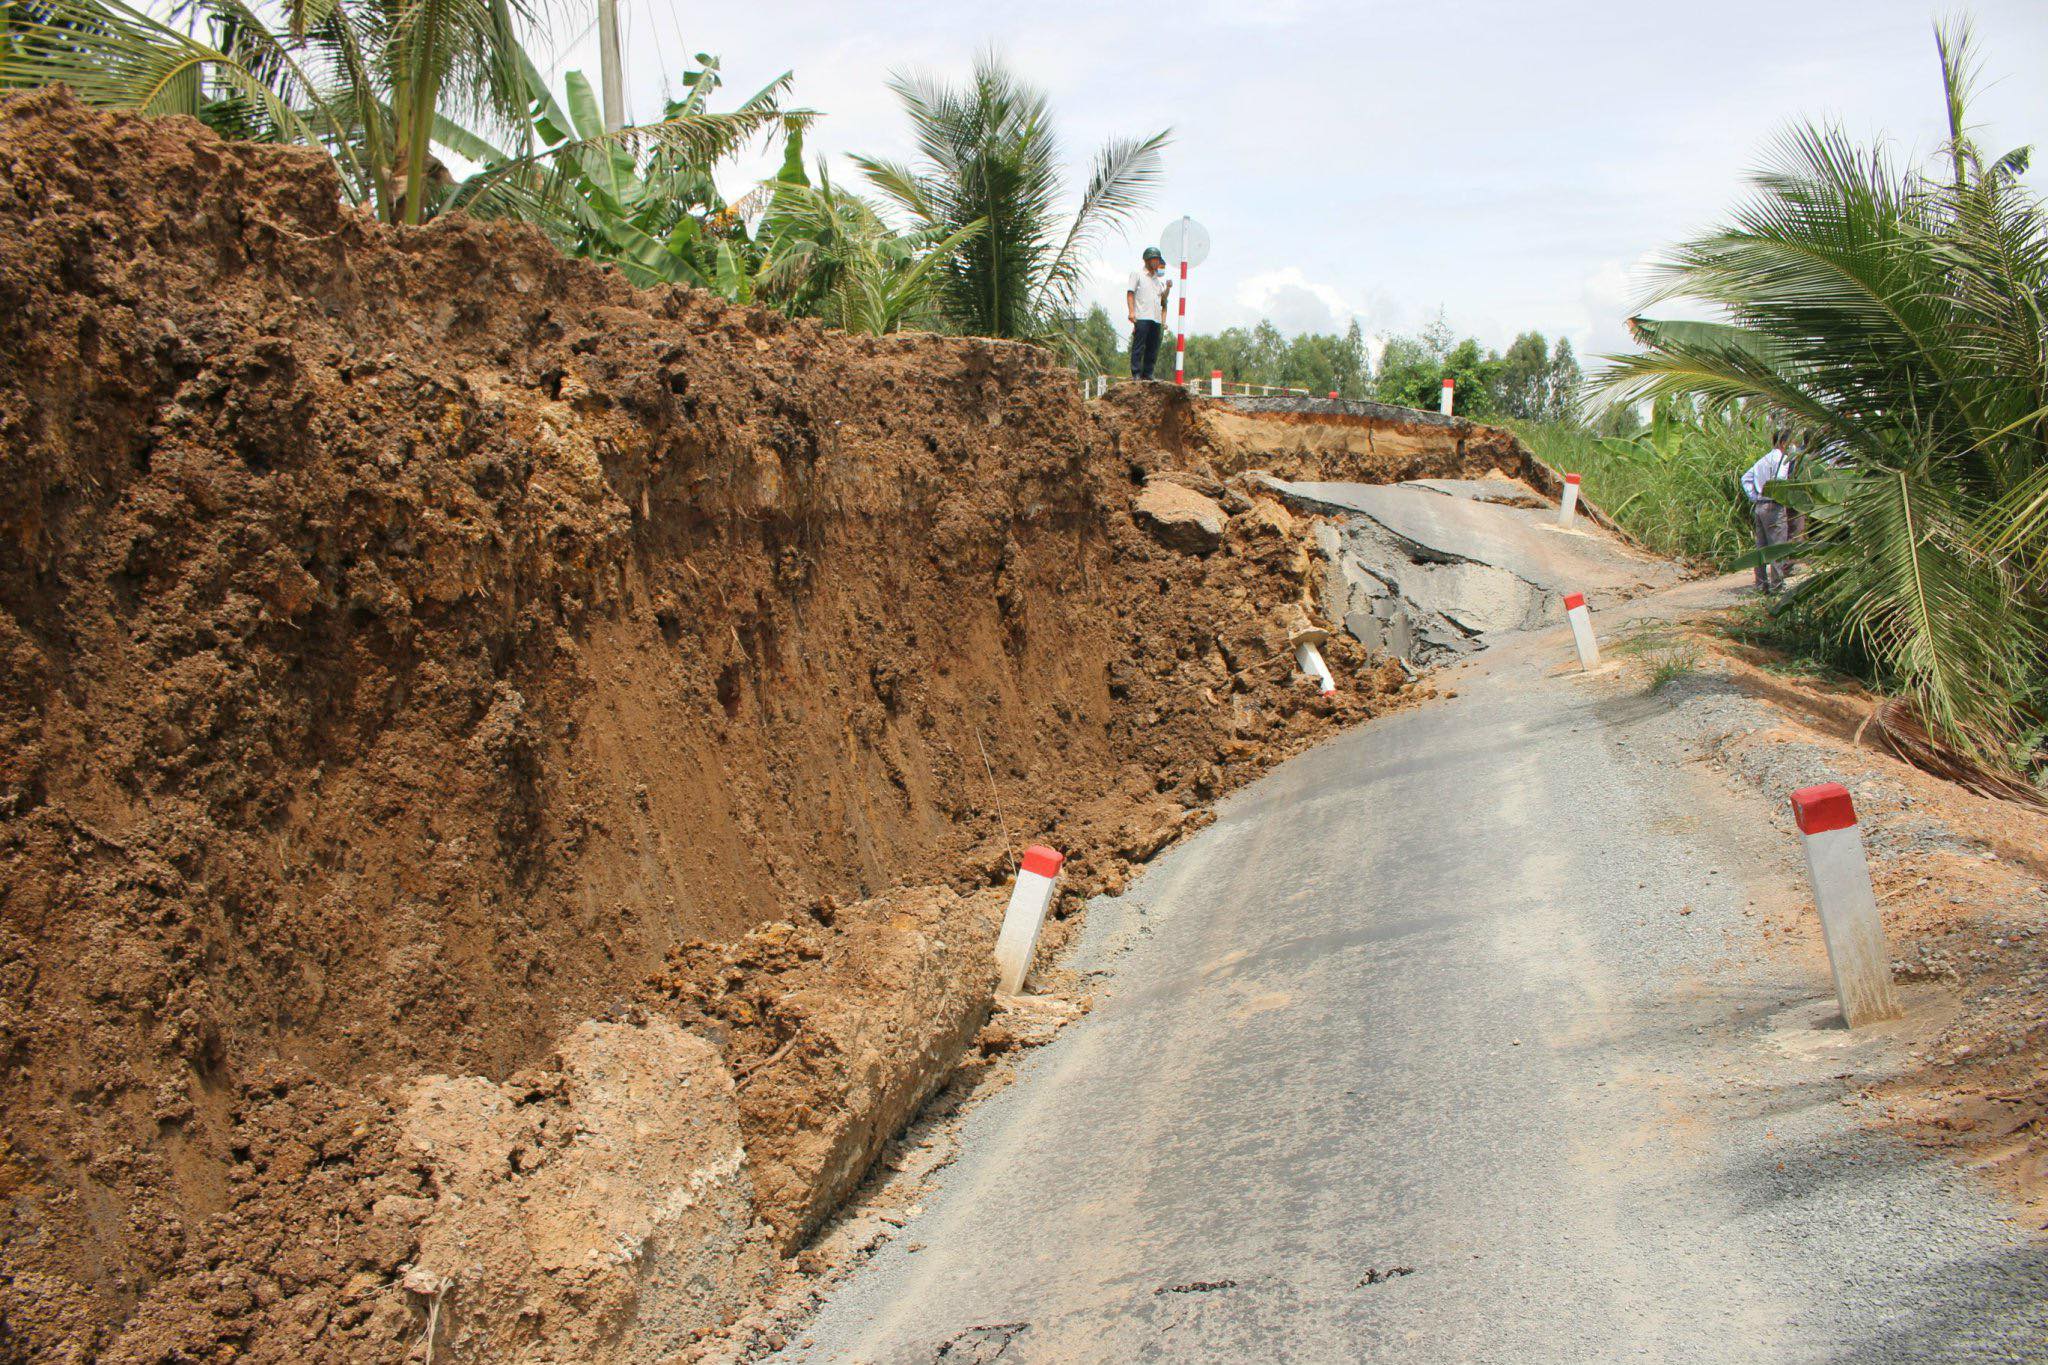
[551,1,2048,362]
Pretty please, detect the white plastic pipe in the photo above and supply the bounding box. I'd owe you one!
[1791,784,1903,1028]
[1294,641,1337,695]
[1210,369,1223,397]
[1440,377,1455,416]
[1559,474,1581,526]
[1564,592,1599,670]
[994,845,1065,995]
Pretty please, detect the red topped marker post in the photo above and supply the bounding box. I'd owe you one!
[994,844,1066,995]
[1559,473,1582,526]
[1441,377,1455,416]
[1563,592,1599,671]
[1790,784,1903,1027]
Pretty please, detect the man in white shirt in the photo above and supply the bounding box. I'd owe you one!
[1741,429,1799,593]
[1126,246,1171,380]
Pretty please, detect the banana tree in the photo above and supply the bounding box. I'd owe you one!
[447,47,803,291]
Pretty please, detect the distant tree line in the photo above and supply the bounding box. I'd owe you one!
[1070,305,1582,420]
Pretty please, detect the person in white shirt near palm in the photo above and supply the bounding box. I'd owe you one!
[1126,246,1171,380]
[1741,429,1800,593]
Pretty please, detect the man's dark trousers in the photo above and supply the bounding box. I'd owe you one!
[1129,320,1163,379]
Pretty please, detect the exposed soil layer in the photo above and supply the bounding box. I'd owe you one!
[0,92,1513,1361]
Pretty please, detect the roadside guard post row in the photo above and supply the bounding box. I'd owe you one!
[995,845,1066,995]
[1789,784,1903,1028]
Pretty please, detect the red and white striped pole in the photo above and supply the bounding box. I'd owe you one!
[1440,377,1455,416]
[1559,473,1582,526]
[1563,592,1599,670]
[1173,254,1189,387]
[1789,783,1903,1028]
[995,844,1065,995]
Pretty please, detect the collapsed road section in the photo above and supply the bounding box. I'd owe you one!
[0,92,1584,1363]
[1270,477,1680,663]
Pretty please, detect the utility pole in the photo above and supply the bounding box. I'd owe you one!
[596,0,625,132]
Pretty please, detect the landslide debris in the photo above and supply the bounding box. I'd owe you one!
[651,886,1004,1256]
[1132,478,1227,555]
[0,90,1502,1361]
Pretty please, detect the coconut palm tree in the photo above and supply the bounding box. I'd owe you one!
[751,168,984,334]
[1600,20,2048,773]
[0,0,781,227]
[854,50,1168,342]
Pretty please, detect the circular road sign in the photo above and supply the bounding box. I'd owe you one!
[1160,216,1211,269]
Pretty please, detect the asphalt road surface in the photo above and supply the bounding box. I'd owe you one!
[775,516,2048,1363]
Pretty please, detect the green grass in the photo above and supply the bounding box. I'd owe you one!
[1645,645,1704,691]
[1608,621,1705,692]
[1508,414,1765,568]
[1712,599,1864,685]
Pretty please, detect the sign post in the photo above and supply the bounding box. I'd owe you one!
[1160,216,1211,390]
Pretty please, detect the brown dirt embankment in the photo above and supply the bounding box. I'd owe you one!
[0,91,1516,1361]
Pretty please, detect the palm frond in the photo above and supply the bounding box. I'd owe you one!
[1595,18,2048,770]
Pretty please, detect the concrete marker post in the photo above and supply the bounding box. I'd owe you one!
[1563,592,1599,670]
[1559,473,1582,526]
[1279,607,1337,696]
[1294,641,1337,695]
[994,845,1065,995]
[1790,783,1904,1028]
[1210,369,1223,398]
[1440,377,1455,415]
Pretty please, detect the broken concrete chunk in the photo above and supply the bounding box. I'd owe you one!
[1133,479,1227,554]
[1147,467,1230,500]
[402,1017,774,1362]
[1273,603,1330,648]
[1235,499,1297,540]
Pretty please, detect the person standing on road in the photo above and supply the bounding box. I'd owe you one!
[1742,428,1799,593]
[1127,246,1171,380]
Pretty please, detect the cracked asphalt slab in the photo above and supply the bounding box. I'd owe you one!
[1264,477,1678,605]
[1276,476,1682,665]
[771,498,2048,1365]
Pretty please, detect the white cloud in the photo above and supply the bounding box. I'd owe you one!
[1229,267,1349,334]
[545,0,2048,351]
[1578,256,1656,357]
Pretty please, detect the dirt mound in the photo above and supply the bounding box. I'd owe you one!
[0,91,1499,1361]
